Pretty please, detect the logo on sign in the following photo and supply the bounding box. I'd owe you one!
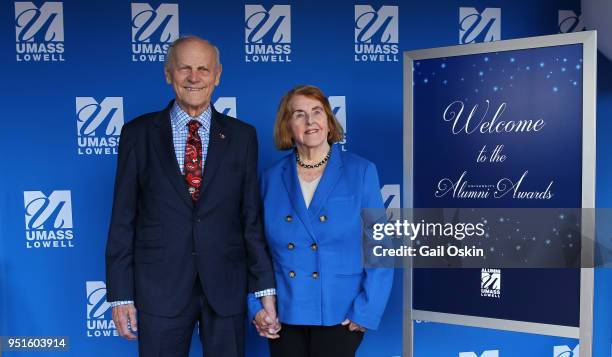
[328,96,347,151]
[244,4,291,63]
[554,344,579,357]
[86,281,118,337]
[15,2,65,62]
[24,190,74,249]
[381,184,401,220]
[76,97,123,156]
[131,3,179,62]
[354,5,399,62]
[459,7,501,44]
[481,268,501,298]
[459,351,499,357]
[214,97,237,117]
[558,10,585,33]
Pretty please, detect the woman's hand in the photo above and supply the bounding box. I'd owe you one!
[341,319,366,332]
[253,309,281,338]
[253,296,281,339]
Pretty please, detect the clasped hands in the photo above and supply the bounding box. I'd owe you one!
[253,295,282,338]
[253,296,366,339]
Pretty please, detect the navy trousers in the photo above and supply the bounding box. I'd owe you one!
[137,280,245,357]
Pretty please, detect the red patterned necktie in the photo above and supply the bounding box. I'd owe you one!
[184,120,203,202]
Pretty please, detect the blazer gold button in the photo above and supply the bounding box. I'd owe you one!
[289,271,296,278]
[287,243,295,250]
[285,215,293,222]
[312,272,319,279]
[319,215,327,222]
[310,243,317,251]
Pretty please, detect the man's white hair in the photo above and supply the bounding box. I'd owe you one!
[164,35,221,70]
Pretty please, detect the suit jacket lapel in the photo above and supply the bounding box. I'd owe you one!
[281,154,317,242]
[307,144,343,218]
[196,108,230,205]
[152,102,193,209]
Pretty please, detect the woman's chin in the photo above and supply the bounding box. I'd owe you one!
[299,139,327,149]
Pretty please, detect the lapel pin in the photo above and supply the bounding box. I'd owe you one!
[219,132,225,139]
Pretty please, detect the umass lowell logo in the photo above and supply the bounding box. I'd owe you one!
[459,7,501,44]
[131,3,179,62]
[23,190,74,249]
[328,96,347,151]
[558,10,585,33]
[214,97,237,118]
[76,97,123,155]
[244,4,291,63]
[15,2,65,62]
[554,344,579,357]
[481,268,501,298]
[459,351,499,357]
[381,184,400,220]
[354,5,399,62]
[86,281,118,337]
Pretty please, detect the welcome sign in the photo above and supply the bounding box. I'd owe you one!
[404,32,596,352]
[412,44,583,209]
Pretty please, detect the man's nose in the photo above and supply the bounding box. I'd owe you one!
[187,71,199,82]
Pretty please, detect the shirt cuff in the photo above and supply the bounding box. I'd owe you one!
[109,300,134,308]
[253,288,276,298]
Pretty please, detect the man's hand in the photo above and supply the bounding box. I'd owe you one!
[341,319,366,332]
[253,295,281,339]
[112,304,138,340]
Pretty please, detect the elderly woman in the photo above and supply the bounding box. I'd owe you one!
[248,85,393,356]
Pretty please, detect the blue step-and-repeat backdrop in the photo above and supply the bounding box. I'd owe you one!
[1,1,611,356]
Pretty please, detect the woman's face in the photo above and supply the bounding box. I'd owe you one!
[288,95,329,150]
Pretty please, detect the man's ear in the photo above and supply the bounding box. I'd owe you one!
[164,67,172,84]
[214,64,222,86]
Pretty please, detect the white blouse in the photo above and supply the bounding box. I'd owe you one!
[298,175,322,208]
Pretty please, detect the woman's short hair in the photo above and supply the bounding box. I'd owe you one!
[273,85,345,150]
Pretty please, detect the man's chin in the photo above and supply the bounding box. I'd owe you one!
[176,100,210,115]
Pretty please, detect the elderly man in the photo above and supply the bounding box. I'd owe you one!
[105,36,277,356]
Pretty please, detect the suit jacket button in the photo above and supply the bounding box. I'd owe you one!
[312,272,319,279]
[310,243,317,251]
[287,243,295,250]
[191,251,197,256]
[288,271,296,278]
[285,215,293,222]
[319,215,327,222]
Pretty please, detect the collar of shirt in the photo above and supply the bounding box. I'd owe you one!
[170,101,212,133]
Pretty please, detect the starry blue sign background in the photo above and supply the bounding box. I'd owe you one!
[411,44,585,330]
[413,45,583,209]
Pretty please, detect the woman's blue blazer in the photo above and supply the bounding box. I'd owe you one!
[248,144,393,330]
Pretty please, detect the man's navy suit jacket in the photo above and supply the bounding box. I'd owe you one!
[105,101,275,317]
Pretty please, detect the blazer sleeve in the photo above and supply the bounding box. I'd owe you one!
[346,162,394,330]
[246,171,271,321]
[105,124,138,302]
[242,127,275,293]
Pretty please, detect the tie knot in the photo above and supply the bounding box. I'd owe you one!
[187,120,201,132]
